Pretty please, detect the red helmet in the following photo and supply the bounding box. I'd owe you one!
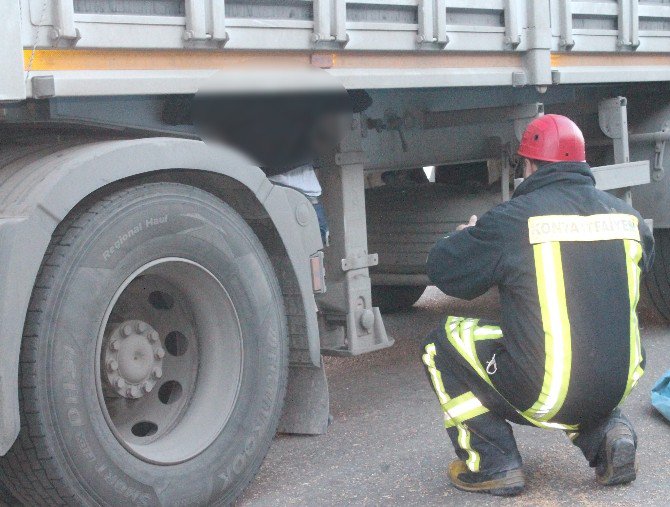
[517,114,586,163]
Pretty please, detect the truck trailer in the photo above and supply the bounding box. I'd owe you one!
[0,0,669,504]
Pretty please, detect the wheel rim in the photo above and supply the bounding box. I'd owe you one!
[95,258,243,465]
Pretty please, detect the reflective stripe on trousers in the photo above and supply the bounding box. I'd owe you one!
[443,316,578,431]
[422,343,488,472]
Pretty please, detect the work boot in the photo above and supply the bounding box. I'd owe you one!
[448,460,524,496]
[595,422,637,486]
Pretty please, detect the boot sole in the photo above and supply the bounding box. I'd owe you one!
[452,469,525,497]
[487,485,525,497]
[597,435,637,486]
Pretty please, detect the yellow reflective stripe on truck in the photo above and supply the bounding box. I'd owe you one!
[24,49,670,73]
[551,53,670,69]
[23,49,523,72]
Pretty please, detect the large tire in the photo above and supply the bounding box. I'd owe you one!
[644,228,670,321]
[0,183,288,506]
[0,481,18,506]
[372,285,426,313]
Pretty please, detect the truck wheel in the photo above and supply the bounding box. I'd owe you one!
[372,285,426,313]
[644,228,670,321]
[0,183,288,506]
[0,481,18,505]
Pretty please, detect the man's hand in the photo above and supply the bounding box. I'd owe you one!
[456,215,478,231]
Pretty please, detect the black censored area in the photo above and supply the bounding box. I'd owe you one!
[161,67,372,171]
[192,91,352,171]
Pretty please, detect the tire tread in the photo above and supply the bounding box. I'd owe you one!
[0,185,288,506]
[644,229,670,321]
[0,189,153,505]
[372,284,426,313]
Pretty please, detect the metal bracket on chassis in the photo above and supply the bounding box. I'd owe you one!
[598,97,651,203]
[652,123,669,182]
[317,116,394,357]
[629,122,669,183]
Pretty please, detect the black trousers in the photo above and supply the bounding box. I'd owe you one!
[422,319,636,474]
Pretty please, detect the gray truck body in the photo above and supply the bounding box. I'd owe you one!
[3,0,670,99]
[0,1,668,500]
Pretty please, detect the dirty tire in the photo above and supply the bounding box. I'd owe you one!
[643,228,670,322]
[372,285,426,313]
[0,183,288,506]
[0,481,18,505]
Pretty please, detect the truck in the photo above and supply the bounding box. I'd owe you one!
[0,0,669,504]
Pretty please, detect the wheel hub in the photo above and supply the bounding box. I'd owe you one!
[97,258,243,464]
[104,320,164,399]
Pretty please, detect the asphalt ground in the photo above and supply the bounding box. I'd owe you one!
[239,287,670,507]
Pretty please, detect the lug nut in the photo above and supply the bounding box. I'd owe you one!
[148,331,159,343]
[122,324,133,337]
[136,322,148,333]
[130,386,140,398]
[107,360,119,372]
[153,368,163,379]
[155,348,165,359]
[110,340,121,351]
[142,384,153,394]
[116,378,126,389]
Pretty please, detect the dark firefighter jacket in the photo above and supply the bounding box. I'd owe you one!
[427,162,654,426]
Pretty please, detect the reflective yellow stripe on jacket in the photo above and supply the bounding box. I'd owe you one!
[523,242,572,423]
[622,239,645,401]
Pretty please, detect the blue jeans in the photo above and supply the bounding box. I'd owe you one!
[312,201,329,246]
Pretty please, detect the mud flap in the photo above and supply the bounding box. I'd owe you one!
[278,361,330,435]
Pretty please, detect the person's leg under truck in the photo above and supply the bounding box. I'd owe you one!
[422,326,524,475]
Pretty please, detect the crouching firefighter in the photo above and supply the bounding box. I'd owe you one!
[422,114,654,496]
